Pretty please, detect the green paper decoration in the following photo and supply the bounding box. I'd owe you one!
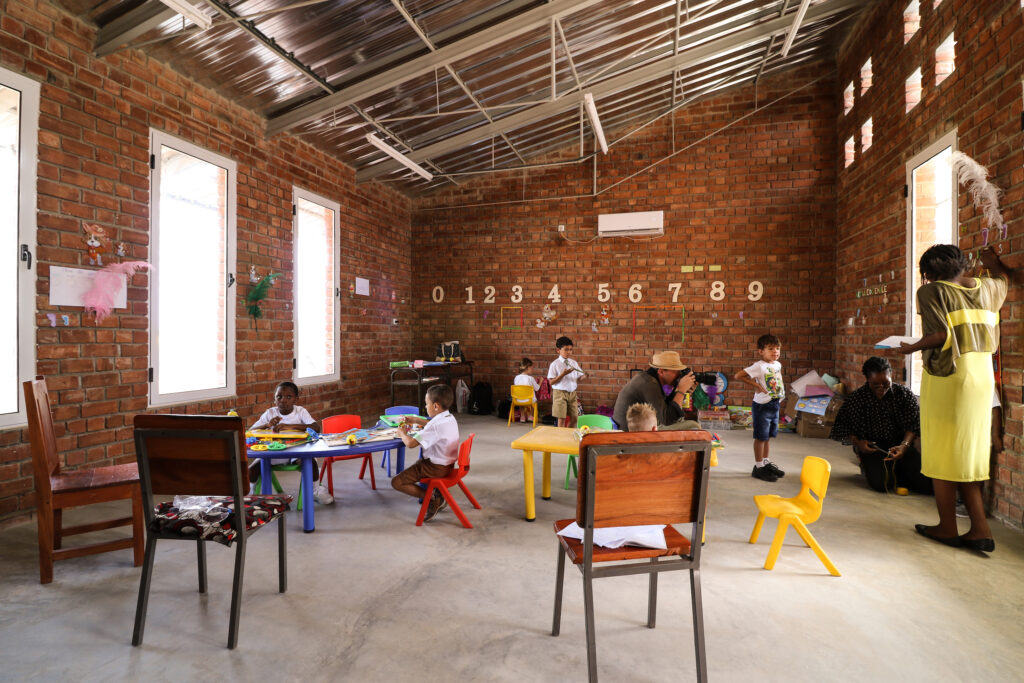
[246,272,281,320]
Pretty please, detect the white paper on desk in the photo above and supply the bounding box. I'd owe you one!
[49,266,127,308]
[557,522,667,549]
[875,335,920,349]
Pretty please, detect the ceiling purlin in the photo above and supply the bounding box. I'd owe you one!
[388,0,528,167]
[265,0,609,136]
[356,0,863,183]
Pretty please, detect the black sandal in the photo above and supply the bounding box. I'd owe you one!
[914,524,961,547]
[958,536,995,552]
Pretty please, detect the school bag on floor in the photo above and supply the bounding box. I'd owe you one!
[469,382,493,415]
[537,378,552,401]
[455,379,470,413]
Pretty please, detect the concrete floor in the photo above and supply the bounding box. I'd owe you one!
[2,414,1023,682]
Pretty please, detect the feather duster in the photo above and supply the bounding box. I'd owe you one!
[951,151,1004,229]
[246,272,281,320]
[82,261,152,323]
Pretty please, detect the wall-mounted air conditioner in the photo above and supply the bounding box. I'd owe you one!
[597,210,664,238]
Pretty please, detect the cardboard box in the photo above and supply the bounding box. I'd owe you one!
[784,394,799,420]
[796,418,833,439]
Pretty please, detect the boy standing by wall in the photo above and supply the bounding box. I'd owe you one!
[735,334,786,482]
[548,336,584,428]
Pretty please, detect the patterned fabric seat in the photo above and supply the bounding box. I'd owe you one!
[150,494,292,546]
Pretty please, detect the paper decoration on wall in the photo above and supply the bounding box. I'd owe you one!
[535,304,557,329]
[115,242,127,258]
[483,309,490,318]
[632,305,685,343]
[249,265,260,283]
[82,223,107,266]
[591,322,598,332]
[46,314,56,327]
[49,265,129,308]
[82,261,152,323]
[61,315,69,326]
[355,277,370,296]
[599,306,610,325]
[501,306,523,330]
[246,272,281,320]
[951,151,1004,230]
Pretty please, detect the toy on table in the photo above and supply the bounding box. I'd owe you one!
[346,433,358,445]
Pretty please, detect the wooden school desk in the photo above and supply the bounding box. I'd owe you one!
[510,426,579,521]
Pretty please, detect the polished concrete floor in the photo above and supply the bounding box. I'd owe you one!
[2,414,1023,682]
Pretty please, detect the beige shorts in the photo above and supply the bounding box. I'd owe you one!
[551,389,578,419]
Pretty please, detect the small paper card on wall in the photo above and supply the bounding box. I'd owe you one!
[49,266,127,308]
[355,277,370,296]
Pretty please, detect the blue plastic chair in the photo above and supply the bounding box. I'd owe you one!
[381,406,419,476]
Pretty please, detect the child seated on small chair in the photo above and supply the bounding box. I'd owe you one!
[513,357,540,423]
[391,384,460,522]
[626,402,658,432]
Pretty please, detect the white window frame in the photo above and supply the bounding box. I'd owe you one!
[292,187,341,387]
[0,68,39,430]
[149,130,237,407]
[904,130,957,391]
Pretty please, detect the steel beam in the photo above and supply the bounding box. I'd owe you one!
[95,0,176,56]
[266,0,608,136]
[356,0,864,182]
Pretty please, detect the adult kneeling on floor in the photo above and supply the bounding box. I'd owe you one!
[612,351,699,431]
[829,356,932,495]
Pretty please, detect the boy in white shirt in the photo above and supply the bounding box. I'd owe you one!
[548,336,585,428]
[392,384,461,521]
[734,334,786,482]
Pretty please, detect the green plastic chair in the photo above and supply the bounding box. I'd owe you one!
[564,415,617,489]
[254,462,306,511]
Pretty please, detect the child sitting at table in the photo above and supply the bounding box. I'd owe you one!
[249,380,331,504]
[391,384,460,522]
[513,357,541,423]
[626,402,658,432]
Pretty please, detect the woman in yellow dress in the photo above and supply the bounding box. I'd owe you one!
[899,245,1014,552]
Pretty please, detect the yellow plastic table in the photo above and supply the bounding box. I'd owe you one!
[510,426,579,521]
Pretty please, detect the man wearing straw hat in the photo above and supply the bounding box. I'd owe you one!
[613,351,699,431]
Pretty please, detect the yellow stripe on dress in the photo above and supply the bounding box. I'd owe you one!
[941,308,1000,350]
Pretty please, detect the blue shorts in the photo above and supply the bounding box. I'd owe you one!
[752,399,780,440]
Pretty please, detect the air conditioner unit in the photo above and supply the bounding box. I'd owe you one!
[597,210,664,238]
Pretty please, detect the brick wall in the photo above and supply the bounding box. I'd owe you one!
[835,0,1024,528]
[411,64,838,415]
[0,0,413,527]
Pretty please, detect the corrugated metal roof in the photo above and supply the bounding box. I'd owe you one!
[66,0,869,196]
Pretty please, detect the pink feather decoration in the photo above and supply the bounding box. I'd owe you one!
[82,261,152,323]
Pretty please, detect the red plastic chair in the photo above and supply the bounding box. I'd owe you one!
[319,415,376,494]
[415,433,481,528]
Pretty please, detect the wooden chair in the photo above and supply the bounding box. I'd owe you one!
[23,375,143,584]
[415,433,481,528]
[552,430,713,683]
[132,414,290,649]
[318,414,375,495]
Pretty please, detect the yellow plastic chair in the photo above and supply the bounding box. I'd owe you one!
[507,385,538,427]
[748,456,840,576]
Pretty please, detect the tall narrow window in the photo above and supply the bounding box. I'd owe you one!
[905,68,922,113]
[861,118,873,153]
[860,59,872,95]
[903,1,920,43]
[293,189,340,385]
[843,82,855,115]
[906,133,956,392]
[844,136,855,168]
[0,68,38,429]
[150,131,236,406]
[935,33,955,86]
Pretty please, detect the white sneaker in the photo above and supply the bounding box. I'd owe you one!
[313,484,334,505]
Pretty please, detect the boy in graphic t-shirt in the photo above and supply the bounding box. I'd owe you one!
[734,334,786,482]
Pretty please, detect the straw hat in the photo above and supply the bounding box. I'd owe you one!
[649,351,688,371]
